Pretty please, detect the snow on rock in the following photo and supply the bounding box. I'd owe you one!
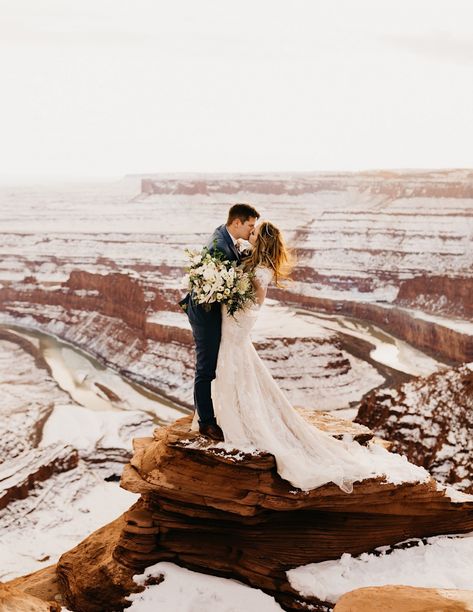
[0,442,78,510]
[128,562,283,611]
[0,330,146,580]
[356,363,473,493]
[41,405,152,474]
[55,415,473,612]
[0,465,138,581]
[287,533,473,604]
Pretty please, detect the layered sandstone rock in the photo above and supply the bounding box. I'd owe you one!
[395,276,473,319]
[333,585,473,612]
[1,170,472,372]
[0,443,78,510]
[0,582,61,611]
[272,287,473,363]
[54,415,473,612]
[6,566,63,610]
[356,364,473,493]
[0,271,383,410]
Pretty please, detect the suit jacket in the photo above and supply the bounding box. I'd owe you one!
[179,225,241,325]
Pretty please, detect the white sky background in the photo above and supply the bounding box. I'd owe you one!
[1,0,473,181]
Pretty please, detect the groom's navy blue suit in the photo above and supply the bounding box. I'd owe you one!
[180,225,241,426]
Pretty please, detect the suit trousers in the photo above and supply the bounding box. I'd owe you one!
[189,316,222,425]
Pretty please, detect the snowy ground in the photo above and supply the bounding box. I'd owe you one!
[124,532,473,611]
[128,563,283,611]
[0,333,148,580]
[287,533,473,605]
[0,468,138,581]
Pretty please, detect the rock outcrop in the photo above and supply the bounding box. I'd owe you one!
[333,585,473,611]
[53,415,473,612]
[395,276,473,319]
[0,582,61,612]
[356,364,473,493]
[0,443,78,510]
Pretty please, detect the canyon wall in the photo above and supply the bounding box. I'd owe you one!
[1,169,472,403]
[356,364,473,492]
[0,271,382,410]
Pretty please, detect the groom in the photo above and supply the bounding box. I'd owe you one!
[180,203,260,441]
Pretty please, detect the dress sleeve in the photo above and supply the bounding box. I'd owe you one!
[254,266,273,297]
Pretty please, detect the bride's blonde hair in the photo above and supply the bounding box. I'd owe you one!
[244,221,294,287]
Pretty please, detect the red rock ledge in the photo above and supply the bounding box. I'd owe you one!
[51,415,473,612]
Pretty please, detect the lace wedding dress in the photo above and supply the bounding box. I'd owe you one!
[192,266,428,493]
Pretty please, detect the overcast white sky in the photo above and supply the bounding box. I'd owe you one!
[1,0,473,181]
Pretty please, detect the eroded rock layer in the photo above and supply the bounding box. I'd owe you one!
[1,170,472,373]
[0,271,383,410]
[356,364,473,493]
[333,585,473,612]
[55,416,473,612]
[0,582,61,612]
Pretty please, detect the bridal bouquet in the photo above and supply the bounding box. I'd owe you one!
[182,246,255,315]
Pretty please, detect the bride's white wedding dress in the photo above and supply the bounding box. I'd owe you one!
[192,266,428,493]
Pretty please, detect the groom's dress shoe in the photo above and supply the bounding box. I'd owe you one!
[199,422,224,442]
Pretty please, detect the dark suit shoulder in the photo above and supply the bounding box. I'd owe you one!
[206,225,235,260]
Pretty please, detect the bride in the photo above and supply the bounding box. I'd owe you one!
[192,220,428,494]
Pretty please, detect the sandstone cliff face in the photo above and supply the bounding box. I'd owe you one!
[356,364,473,493]
[53,415,473,612]
[0,271,383,410]
[271,286,473,363]
[1,171,472,372]
[141,169,473,198]
[139,170,473,316]
[0,583,61,612]
[395,276,473,318]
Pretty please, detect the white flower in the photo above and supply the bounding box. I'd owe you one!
[203,266,217,281]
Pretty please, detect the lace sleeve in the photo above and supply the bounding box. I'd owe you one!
[254,266,273,290]
[253,266,273,305]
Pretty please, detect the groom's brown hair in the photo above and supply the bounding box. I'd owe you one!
[227,203,260,225]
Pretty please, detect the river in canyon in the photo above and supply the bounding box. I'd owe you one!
[296,308,444,377]
[2,308,444,422]
[3,324,189,425]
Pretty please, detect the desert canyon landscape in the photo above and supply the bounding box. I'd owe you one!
[1,170,473,611]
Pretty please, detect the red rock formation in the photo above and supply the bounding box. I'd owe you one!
[395,275,473,318]
[0,583,61,612]
[141,170,473,198]
[0,444,78,510]
[1,271,373,410]
[6,565,63,609]
[52,415,473,612]
[271,287,473,363]
[65,271,148,330]
[333,585,473,611]
[356,364,473,493]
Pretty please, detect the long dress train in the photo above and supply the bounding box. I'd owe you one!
[192,267,428,493]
